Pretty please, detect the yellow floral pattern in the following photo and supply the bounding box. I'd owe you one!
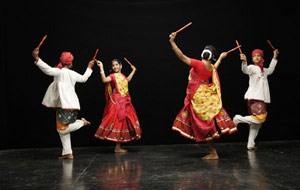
[114,73,129,97]
[191,65,222,121]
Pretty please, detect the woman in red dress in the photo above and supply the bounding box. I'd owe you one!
[94,59,142,152]
[169,32,237,159]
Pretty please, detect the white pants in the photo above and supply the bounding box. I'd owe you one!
[57,120,84,155]
[233,115,262,148]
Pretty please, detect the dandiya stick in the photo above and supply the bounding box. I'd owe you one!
[123,57,133,66]
[37,35,47,48]
[226,45,242,54]
[93,49,99,60]
[175,22,192,34]
[267,40,276,50]
[235,40,243,54]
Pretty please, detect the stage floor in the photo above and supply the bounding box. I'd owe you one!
[0,141,299,189]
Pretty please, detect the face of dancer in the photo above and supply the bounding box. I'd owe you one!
[112,61,122,73]
[252,53,263,65]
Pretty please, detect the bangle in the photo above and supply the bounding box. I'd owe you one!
[100,71,104,74]
[172,46,179,50]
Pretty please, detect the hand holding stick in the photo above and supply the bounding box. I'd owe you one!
[32,48,40,62]
[235,40,243,54]
[37,35,47,48]
[95,59,103,67]
[175,22,192,34]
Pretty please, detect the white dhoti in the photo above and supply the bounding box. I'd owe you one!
[57,120,84,155]
[233,115,262,149]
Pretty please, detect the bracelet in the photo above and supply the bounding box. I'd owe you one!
[172,46,179,50]
[100,71,104,74]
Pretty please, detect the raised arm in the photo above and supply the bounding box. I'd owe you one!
[96,60,112,83]
[240,54,253,75]
[32,48,61,76]
[127,64,137,82]
[273,49,279,60]
[75,60,94,83]
[169,32,190,66]
[214,52,228,69]
[265,49,279,75]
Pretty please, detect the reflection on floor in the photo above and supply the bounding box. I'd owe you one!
[0,141,299,189]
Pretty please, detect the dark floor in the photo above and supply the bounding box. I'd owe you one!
[0,141,299,190]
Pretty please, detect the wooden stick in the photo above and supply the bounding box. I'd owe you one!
[226,45,242,54]
[93,49,99,60]
[235,40,243,54]
[37,35,47,48]
[123,57,133,66]
[267,40,276,50]
[175,22,192,34]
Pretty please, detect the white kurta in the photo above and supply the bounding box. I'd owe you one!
[36,58,93,110]
[242,59,277,103]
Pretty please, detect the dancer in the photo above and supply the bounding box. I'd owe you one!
[169,32,237,160]
[233,48,279,150]
[94,59,142,153]
[32,48,94,159]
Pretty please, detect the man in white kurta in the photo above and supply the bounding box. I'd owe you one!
[233,48,279,150]
[32,48,94,159]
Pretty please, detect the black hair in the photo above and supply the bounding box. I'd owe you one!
[202,45,218,62]
[111,58,122,66]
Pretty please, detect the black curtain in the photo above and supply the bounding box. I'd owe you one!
[1,0,299,149]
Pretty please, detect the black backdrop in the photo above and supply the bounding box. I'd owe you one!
[1,0,299,149]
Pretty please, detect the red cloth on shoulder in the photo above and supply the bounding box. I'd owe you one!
[190,58,212,81]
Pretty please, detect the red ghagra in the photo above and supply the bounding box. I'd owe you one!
[95,73,142,143]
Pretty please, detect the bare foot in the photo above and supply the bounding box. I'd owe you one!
[115,148,128,153]
[58,154,74,160]
[81,118,91,126]
[202,153,219,160]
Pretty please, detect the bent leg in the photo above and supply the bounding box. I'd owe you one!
[233,115,261,125]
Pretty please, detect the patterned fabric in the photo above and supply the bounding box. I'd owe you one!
[247,100,267,122]
[172,61,237,142]
[191,66,222,121]
[115,73,129,97]
[56,109,78,130]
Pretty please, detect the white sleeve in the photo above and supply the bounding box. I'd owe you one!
[74,68,93,83]
[265,59,278,75]
[35,58,61,76]
[241,62,254,75]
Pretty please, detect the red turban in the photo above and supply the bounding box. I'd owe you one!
[55,52,74,69]
[251,49,264,72]
[252,49,264,57]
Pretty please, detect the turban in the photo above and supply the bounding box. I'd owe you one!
[55,52,74,69]
[252,49,264,72]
